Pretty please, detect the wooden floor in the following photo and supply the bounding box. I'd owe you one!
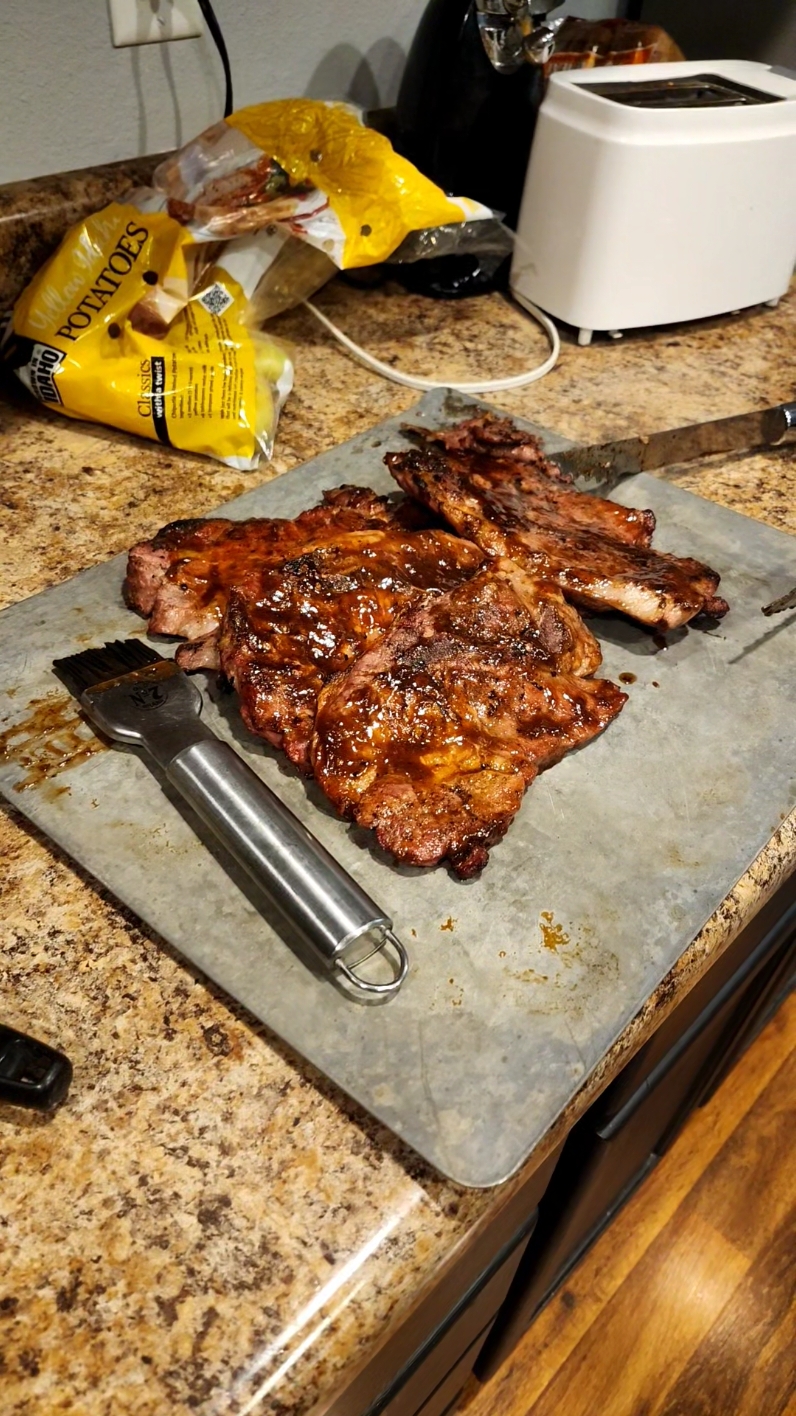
[456,989,796,1416]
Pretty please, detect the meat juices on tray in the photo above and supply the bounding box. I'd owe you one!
[312,563,626,878]
[388,416,729,629]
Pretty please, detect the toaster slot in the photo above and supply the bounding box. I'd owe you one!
[580,73,781,107]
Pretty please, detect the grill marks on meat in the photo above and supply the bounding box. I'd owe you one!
[412,418,657,548]
[218,528,486,771]
[312,565,627,877]
[389,417,729,630]
[124,486,429,653]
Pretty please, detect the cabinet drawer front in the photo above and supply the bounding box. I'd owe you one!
[379,1233,532,1416]
[414,1326,494,1416]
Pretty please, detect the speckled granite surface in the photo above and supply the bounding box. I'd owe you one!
[1,271,795,1415]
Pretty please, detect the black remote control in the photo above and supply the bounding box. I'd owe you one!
[0,1026,73,1112]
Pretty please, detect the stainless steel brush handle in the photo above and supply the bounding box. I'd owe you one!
[167,738,407,990]
[82,661,408,999]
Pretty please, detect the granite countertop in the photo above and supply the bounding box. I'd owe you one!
[2,274,795,1416]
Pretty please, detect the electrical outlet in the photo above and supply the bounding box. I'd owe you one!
[108,0,204,48]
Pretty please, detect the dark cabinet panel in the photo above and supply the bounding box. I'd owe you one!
[325,1144,562,1416]
[414,1328,494,1416]
[691,924,796,1112]
[377,1223,534,1416]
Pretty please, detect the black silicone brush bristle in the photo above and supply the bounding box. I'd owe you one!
[53,639,164,697]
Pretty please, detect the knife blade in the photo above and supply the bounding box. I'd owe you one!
[761,585,796,617]
[552,402,796,493]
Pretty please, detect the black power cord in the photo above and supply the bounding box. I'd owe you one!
[197,0,233,117]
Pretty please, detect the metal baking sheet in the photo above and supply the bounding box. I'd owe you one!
[2,389,795,1186]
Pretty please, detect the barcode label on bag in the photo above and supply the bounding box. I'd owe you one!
[197,282,234,317]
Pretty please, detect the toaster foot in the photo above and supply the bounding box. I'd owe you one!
[577,328,593,347]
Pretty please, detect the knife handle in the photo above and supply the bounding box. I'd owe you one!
[765,403,796,444]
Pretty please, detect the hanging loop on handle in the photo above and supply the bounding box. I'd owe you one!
[335,931,410,998]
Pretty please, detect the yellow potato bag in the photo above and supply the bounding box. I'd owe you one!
[227,99,483,267]
[5,101,493,465]
[155,98,492,267]
[6,198,292,469]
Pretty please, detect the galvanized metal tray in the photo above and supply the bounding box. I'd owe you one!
[2,389,795,1186]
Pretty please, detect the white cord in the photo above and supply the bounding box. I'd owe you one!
[302,289,560,394]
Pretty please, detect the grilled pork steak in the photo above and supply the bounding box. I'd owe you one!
[220,537,602,772]
[218,528,487,771]
[413,417,657,548]
[124,486,430,660]
[122,425,655,875]
[389,417,728,630]
[311,563,626,877]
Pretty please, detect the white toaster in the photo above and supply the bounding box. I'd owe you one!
[510,60,796,345]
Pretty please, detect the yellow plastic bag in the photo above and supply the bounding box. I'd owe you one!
[4,99,495,467]
[5,194,292,470]
[155,98,492,267]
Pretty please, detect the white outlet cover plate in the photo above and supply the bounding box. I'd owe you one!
[108,0,204,47]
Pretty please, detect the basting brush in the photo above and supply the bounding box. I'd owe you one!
[53,640,408,1000]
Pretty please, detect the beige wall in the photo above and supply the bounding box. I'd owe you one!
[0,0,623,185]
[0,0,427,183]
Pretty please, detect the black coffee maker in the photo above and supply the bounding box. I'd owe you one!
[391,0,563,295]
